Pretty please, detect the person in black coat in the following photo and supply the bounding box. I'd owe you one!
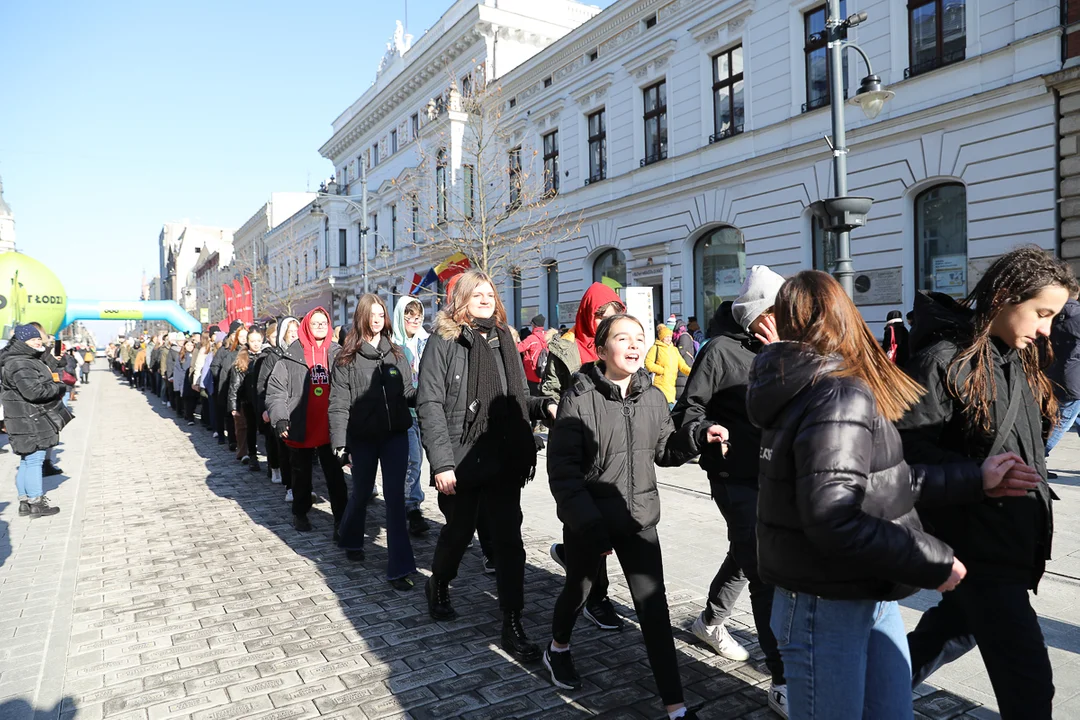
[750,271,1037,720]
[1,325,73,517]
[329,294,417,589]
[1044,291,1080,464]
[882,309,910,366]
[670,264,787,714]
[544,314,717,718]
[416,270,548,662]
[897,247,1076,719]
[258,318,297,491]
[210,321,244,448]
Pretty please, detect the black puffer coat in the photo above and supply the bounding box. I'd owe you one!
[748,342,984,601]
[672,302,762,484]
[1048,297,1080,402]
[547,363,703,553]
[416,312,546,487]
[898,292,1052,589]
[1,340,72,456]
[329,336,415,449]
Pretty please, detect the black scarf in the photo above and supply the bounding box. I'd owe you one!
[462,318,535,475]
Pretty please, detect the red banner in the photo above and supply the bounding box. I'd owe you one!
[241,276,254,324]
[223,285,235,324]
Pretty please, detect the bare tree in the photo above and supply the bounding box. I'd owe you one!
[231,225,325,319]
[398,72,582,283]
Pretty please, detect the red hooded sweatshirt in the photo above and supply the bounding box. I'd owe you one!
[286,306,333,449]
[573,282,624,364]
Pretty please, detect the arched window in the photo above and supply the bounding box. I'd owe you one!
[915,183,967,299]
[694,226,746,323]
[592,248,626,289]
[544,260,559,327]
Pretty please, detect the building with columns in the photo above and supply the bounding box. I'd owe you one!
[320,0,1063,330]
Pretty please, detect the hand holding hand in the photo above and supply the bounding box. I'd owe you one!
[936,557,967,593]
[435,470,457,495]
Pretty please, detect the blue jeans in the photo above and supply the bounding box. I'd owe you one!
[771,588,912,719]
[1046,398,1080,455]
[338,432,416,581]
[405,419,425,512]
[16,450,47,501]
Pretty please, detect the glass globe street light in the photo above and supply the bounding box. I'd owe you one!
[849,73,895,120]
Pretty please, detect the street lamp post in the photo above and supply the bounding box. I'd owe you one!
[814,1,895,298]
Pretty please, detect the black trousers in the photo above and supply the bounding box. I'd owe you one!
[242,404,258,461]
[552,525,683,707]
[432,480,525,612]
[704,478,784,685]
[289,444,347,524]
[909,578,1053,719]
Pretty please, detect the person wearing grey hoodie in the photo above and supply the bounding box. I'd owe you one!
[392,296,431,536]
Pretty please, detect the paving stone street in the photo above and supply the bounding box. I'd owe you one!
[1,364,1079,719]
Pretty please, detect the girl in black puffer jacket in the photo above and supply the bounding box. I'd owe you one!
[545,314,720,720]
[747,271,1037,720]
[329,294,417,590]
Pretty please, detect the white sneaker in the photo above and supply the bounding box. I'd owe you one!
[285,489,293,503]
[212,432,219,438]
[691,615,750,662]
[271,469,282,484]
[768,683,788,718]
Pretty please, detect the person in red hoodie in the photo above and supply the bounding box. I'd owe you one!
[540,282,627,632]
[266,307,348,534]
[517,314,549,396]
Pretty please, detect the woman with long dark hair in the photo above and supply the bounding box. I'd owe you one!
[227,328,262,465]
[329,294,417,590]
[899,246,1075,718]
[747,270,1038,719]
[417,270,548,661]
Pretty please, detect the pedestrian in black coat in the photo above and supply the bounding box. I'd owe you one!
[882,309,910,366]
[257,318,297,489]
[670,264,788,711]
[1,326,72,517]
[416,270,547,663]
[897,247,1076,719]
[544,314,715,716]
[1045,294,1080,460]
[750,271,1036,720]
[329,294,417,589]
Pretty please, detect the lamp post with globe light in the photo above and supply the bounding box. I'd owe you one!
[809,0,895,299]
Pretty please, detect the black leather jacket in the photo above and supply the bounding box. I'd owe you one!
[748,342,984,600]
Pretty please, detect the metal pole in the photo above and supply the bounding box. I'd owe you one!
[361,161,369,294]
[827,0,854,298]
[252,238,259,319]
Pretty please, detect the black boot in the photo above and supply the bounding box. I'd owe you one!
[27,496,60,518]
[293,514,312,532]
[501,610,540,662]
[18,500,30,516]
[407,509,429,536]
[42,461,63,477]
[425,577,456,621]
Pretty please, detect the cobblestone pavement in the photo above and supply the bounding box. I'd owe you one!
[1,365,1079,719]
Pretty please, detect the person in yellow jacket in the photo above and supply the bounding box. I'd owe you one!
[645,324,691,408]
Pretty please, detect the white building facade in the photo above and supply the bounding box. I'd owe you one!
[322,0,1062,329]
[158,223,235,309]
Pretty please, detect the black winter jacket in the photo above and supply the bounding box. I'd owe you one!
[674,332,695,399]
[416,313,546,488]
[266,339,341,445]
[548,363,703,553]
[1,340,72,456]
[226,364,248,414]
[249,347,276,420]
[672,302,762,484]
[749,342,984,600]
[329,337,415,449]
[209,346,237,395]
[898,292,1053,589]
[1048,298,1080,402]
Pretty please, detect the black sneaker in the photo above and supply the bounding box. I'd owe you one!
[389,576,414,592]
[28,496,60,518]
[542,647,582,690]
[550,543,566,570]
[584,598,624,631]
[407,509,429,536]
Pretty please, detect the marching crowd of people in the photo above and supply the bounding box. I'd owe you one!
[84,244,1074,719]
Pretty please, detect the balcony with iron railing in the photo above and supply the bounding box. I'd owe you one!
[640,147,668,167]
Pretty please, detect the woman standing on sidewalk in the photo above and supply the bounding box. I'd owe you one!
[898,247,1075,719]
[329,294,417,589]
[227,329,263,466]
[747,271,1039,720]
[259,318,297,495]
[416,270,548,662]
[544,314,716,720]
[2,325,72,518]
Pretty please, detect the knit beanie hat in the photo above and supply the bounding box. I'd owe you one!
[531,314,546,328]
[14,324,39,342]
[228,320,244,334]
[657,325,673,341]
[731,265,785,331]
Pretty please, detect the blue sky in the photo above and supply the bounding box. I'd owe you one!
[0,0,615,341]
